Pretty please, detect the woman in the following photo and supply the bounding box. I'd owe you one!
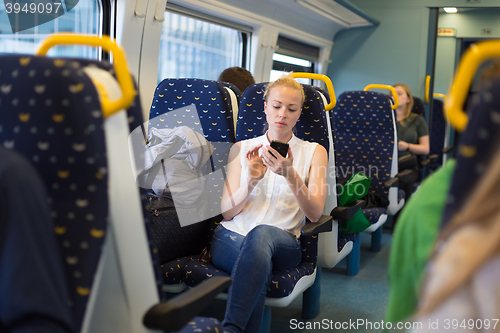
[211,74,328,333]
[393,83,429,200]
[411,148,500,333]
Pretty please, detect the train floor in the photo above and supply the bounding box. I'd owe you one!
[199,227,410,333]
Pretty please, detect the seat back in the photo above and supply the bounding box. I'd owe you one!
[74,59,167,301]
[237,82,341,268]
[237,83,331,150]
[0,55,109,331]
[411,96,426,119]
[334,90,400,214]
[0,49,164,332]
[442,78,500,227]
[218,80,241,132]
[149,78,235,144]
[148,79,237,270]
[429,99,447,169]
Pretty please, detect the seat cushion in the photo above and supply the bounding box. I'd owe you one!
[161,256,194,285]
[182,234,318,299]
[265,263,315,298]
[184,256,231,287]
[183,258,316,299]
[338,233,356,252]
[362,207,388,224]
[176,317,223,333]
[398,189,406,202]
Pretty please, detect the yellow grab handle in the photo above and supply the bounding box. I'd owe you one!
[36,34,136,119]
[433,93,447,105]
[290,73,336,111]
[363,84,399,110]
[425,75,431,103]
[446,40,500,132]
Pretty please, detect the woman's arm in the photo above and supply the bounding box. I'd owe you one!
[261,144,328,222]
[220,143,267,221]
[399,135,429,155]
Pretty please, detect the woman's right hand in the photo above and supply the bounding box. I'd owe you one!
[247,144,267,184]
[398,140,409,151]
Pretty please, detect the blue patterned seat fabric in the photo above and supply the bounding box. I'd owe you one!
[442,78,500,227]
[69,59,169,302]
[0,55,108,331]
[412,96,426,119]
[334,90,395,202]
[149,78,235,143]
[428,99,447,170]
[333,90,402,243]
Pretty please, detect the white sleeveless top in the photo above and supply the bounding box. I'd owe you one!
[221,133,318,238]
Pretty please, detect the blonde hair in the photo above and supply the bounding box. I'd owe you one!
[418,149,500,315]
[393,83,415,121]
[264,73,306,107]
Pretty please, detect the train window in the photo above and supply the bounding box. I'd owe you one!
[0,0,102,57]
[271,35,318,84]
[158,5,251,83]
[270,54,312,84]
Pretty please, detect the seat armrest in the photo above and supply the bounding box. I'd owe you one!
[301,215,333,236]
[421,154,439,166]
[384,177,399,188]
[330,200,365,221]
[396,169,414,183]
[385,169,414,188]
[443,146,453,154]
[143,276,232,331]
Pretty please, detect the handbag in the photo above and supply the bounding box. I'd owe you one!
[337,173,372,234]
[147,191,211,264]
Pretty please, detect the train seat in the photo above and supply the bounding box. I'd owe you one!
[412,96,426,118]
[147,78,236,291]
[442,77,500,227]
[428,98,448,171]
[410,96,447,174]
[307,85,361,274]
[230,81,335,320]
[0,39,230,333]
[159,81,335,332]
[218,81,242,132]
[387,76,500,323]
[334,90,406,252]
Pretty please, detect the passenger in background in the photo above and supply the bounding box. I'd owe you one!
[218,66,255,94]
[211,74,328,333]
[393,83,429,200]
[0,147,74,333]
[412,147,500,333]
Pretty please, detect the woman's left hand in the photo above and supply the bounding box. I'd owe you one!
[261,146,294,178]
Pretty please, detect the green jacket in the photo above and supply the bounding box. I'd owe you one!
[386,159,456,323]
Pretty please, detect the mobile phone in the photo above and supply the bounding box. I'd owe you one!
[270,140,289,158]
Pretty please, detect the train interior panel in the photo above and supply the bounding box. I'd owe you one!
[1,0,500,332]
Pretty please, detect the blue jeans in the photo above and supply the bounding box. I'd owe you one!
[211,224,302,333]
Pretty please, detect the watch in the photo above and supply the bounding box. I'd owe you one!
[407,143,410,151]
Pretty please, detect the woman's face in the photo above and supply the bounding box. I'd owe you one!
[394,85,410,107]
[264,86,302,134]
